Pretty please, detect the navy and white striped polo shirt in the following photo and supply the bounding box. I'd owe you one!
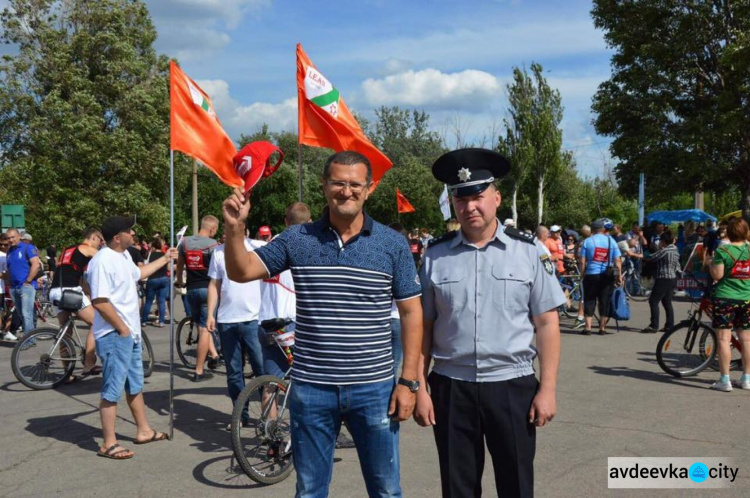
[254,212,421,385]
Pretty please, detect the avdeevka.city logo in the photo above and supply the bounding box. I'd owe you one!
[608,457,738,489]
[187,79,216,119]
[304,67,340,118]
[689,462,708,484]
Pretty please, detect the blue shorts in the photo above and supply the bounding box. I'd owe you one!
[186,287,209,328]
[95,332,143,403]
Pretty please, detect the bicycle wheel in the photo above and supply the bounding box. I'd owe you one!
[11,328,78,390]
[656,320,716,377]
[141,332,155,378]
[231,375,294,485]
[176,317,198,368]
[624,271,651,302]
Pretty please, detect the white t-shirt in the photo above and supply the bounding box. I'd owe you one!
[0,251,6,294]
[390,300,399,320]
[207,239,262,323]
[86,247,142,342]
[258,237,296,323]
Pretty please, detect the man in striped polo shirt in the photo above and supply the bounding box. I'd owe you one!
[222,151,423,497]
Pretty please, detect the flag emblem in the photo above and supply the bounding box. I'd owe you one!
[187,79,216,118]
[304,67,340,118]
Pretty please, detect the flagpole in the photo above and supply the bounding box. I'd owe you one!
[168,149,175,441]
[298,142,303,202]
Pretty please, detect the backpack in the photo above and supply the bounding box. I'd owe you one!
[609,286,630,321]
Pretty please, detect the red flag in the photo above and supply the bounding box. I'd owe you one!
[297,44,392,185]
[170,61,241,188]
[396,188,416,214]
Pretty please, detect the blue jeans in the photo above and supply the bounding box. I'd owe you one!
[390,318,402,375]
[259,324,292,379]
[95,332,143,402]
[11,285,35,333]
[290,379,401,498]
[141,277,170,324]
[217,321,264,423]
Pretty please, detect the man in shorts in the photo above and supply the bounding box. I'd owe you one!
[87,216,176,460]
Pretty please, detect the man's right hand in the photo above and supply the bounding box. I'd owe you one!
[206,315,216,333]
[413,389,436,427]
[222,187,251,229]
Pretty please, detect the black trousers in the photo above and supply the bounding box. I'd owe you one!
[649,278,677,329]
[429,372,537,498]
[583,274,614,318]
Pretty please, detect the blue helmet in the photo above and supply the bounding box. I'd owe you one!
[593,218,614,230]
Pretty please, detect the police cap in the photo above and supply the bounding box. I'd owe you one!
[432,148,510,197]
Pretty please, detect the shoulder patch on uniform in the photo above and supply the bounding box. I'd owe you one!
[427,231,457,248]
[503,227,535,244]
[540,253,555,275]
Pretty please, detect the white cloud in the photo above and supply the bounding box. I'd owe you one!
[197,78,296,139]
[377,58,414,76]
[361,69,503,112]
[146,0,270,61]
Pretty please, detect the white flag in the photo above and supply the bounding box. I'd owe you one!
[439,184,451,221]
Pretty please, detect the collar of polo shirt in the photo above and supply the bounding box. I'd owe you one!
[319,208,375,236]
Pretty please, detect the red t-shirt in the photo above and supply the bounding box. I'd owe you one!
[545,237,565,273]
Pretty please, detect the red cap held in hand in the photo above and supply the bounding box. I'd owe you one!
[232,141,284,193]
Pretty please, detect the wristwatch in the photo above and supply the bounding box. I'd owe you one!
[397,377,420,393]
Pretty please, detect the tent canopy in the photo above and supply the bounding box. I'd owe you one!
[720,210,741,222]
[646,209,716,225]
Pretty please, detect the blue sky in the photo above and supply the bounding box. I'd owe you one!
[2,0,616,177]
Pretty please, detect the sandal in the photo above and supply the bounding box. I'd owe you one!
[64,375,80,385]
[97,444,134,460]
[81,365,102,377]
[134,429,170,445]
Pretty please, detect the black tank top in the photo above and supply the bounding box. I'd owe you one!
[51,245,93,289]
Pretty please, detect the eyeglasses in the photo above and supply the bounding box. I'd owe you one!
[325,180,370,193]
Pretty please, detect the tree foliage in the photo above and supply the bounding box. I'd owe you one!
[0,0,176,247]
[592,0,750,218]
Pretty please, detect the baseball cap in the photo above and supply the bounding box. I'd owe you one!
[233,141,284,194]
[102,216,136,242]
[550,225,562,233]
[258,226,272,237]
[21,233,32,241]
[503,218,515,227]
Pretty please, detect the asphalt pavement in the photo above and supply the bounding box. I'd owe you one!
[0,298,748,497]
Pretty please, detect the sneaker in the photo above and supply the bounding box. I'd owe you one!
[659,326,672,333]
[2,331,17,341]
[579,329,592,336]
[710,379,733,392]
[573,319,585,329]
[192,371,214,382]
[207,356,219,370]
[639,327,658,334]
[737,377,750,390]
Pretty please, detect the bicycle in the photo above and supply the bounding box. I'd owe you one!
[656,278,742,377]
[558,272,584,320]
[230,317,294,485]
[622,259,653,302]
[175,316,224,371]
[11,314,155,390]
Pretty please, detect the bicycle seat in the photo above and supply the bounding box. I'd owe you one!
[261,318,293,331]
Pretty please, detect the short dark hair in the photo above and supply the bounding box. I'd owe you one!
[151,236,163,250]
[662,229,674,245]
[726,218,750,243]
[323,151,372,183]
[82,227,101,241]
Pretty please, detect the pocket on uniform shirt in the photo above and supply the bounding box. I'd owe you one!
[491,265,530,309]
[430,268,468,311]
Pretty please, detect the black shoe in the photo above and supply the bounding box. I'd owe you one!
[207,356,219,370]
[192,371,214,382]
[580,329,592,336]
[659,326,672,333]
[598,329,607,335]
[640,327,658,334]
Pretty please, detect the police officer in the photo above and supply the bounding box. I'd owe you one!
[415,148,565,498]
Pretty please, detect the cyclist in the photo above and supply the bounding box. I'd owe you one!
[175,215,220,382]
[49,227,103,381]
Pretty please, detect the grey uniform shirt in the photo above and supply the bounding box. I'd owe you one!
[420,222,566,382]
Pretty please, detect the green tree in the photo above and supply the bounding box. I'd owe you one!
[0,0,175,247]
[497,63,567,225]
[591,0,750,219]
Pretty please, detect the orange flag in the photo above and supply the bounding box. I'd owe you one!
[396,188,416,214]
[297,44,392,185]
[170,60,242,188]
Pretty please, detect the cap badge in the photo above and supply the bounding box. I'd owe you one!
[457,167,472,182]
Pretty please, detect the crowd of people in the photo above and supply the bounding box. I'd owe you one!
[1,146,748,496]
